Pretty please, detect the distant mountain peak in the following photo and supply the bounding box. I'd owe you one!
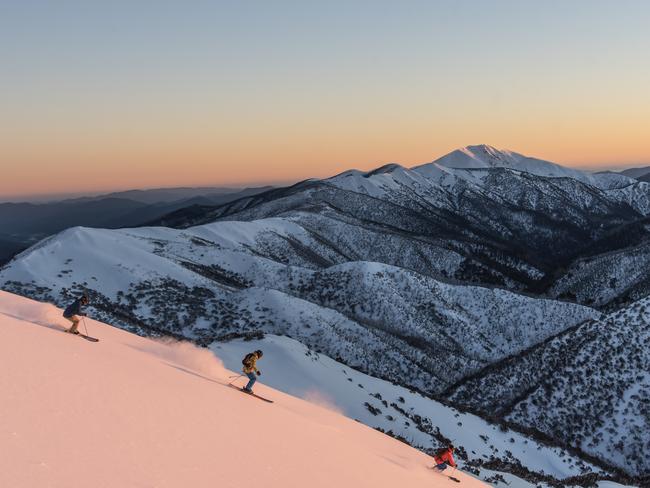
[620,165,650,179]
[363,163,404,177]
[431,144,526,169]
[460,144,518,159]
[411,144,637,189]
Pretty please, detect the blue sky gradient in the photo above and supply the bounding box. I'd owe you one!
[1,1,649,197]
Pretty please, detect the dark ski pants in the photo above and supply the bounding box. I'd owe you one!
[244,372,257,391]
[64,315,81,332]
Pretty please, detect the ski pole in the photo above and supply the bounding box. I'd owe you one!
[228,375,243,385]
[82,317,90,337]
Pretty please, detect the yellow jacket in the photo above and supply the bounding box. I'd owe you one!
[243,353,260,374]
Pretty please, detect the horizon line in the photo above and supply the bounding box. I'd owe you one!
[2,158,649,204]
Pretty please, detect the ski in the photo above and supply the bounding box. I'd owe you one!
[63,330,99,342]
[79,334,99,342]
[227,383,274,403]
[429,467,461,483]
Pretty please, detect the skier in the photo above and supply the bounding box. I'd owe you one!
[433,444,457,471]
[241,350,263,394]
[63,295,89,334]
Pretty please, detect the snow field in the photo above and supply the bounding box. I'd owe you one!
[0,290,487,488]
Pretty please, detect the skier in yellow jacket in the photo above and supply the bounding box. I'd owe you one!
[241,350,263,393]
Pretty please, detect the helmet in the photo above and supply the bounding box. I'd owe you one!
[255,350,263,357]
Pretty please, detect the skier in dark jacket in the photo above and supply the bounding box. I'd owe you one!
[63,296,89,334]
[433,445,457,471]
[241,350,263,393]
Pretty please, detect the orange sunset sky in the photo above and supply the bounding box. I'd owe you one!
[1,1,649,200]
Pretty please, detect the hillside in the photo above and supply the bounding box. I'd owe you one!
[550,238,650,309]
[2,144,650,485]
[149,146,650,294]
[2,290,636,488]
[0,290,484,488]
[0,237,27,266]
[0,222,597,395]
[0,187,272,265]
[214,334,618,486]
[620,167,650,180]
[446,297,650,478]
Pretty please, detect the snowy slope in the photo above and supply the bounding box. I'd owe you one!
[214,334,614,487]
[551,238,650,308]
[604,182,650,216]
[2,144,650,486]
[447,297,650,478]
[0,290,486,488]
[177,150,649,288]
[0,223,598,395]
[137,145,650,299]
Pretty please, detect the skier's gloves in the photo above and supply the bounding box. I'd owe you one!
[257,371,262,376]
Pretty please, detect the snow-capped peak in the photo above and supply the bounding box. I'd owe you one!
[435,144,525,169]
[324,145,639,199]
[412,144,636,189]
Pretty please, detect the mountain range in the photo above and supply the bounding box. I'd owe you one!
[620,166,650,181]
[0,186,272,265]
[1,144,649,484]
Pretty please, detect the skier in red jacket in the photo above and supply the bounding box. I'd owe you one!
[433,445,457,471]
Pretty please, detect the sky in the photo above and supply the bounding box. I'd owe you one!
[1,0,649,199]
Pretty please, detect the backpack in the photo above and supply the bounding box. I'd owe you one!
[242,353,255,368]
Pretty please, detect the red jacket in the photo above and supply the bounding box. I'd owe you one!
[434,448,456,467]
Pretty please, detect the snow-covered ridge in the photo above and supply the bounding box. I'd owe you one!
[0,290,487,488]
[447,295,650,478]
[214,334,616,486]
[328,145,637,199]
[2,290,630,488]
[420,144,636,189]
[322,145,645,221]
[0,221,598,394]
[2,143,650,486]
